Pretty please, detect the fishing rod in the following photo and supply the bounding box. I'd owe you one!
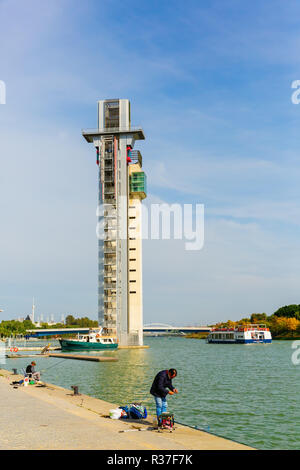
[40,358,69,373]
[174,419,210,432]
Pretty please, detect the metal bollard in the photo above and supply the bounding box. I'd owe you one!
[71,385,80,396]
[12,368,18,375]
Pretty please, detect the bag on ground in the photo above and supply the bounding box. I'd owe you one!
[119,403,147,419]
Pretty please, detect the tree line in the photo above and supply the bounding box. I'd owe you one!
[0,315,98,338]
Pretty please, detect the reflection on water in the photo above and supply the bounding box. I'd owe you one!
[3,337,300,449]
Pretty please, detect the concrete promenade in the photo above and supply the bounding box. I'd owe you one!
[0,369,252,450]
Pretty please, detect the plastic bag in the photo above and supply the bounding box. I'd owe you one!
[109,408,123,419]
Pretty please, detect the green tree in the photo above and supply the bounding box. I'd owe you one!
[269,316,300,337]
[64,315,98,327]
[23,319,35,329]
[239,317,251,324]
[273,305,300,320]
[250,313,268,323]
[65,315,76,326]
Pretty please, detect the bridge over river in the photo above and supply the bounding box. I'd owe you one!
[26,324,211,337]
[143,323,211,334]
[26,323,211,337]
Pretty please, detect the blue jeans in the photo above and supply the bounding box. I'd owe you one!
[154,396,167,419]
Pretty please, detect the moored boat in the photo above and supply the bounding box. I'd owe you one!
[206,324,272,344]
[59,327,118,351]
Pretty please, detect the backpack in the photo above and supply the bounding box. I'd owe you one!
[119,403,147,419]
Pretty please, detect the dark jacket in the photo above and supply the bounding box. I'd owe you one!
[150,370,175,398]
[26,365,35,375]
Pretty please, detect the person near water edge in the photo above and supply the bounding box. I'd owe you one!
[150,368,178,423]
[25,361,41,381]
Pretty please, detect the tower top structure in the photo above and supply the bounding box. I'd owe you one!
[82,99,145,142]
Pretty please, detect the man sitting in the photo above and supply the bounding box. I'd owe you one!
[25,361,41,382]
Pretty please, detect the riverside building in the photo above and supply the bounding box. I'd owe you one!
[82,100,147,346]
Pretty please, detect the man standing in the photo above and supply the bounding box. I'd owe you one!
[150,369,178,423]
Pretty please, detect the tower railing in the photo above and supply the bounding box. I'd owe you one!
[82,126,143,134]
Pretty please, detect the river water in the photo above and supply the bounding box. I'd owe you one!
[2,336,300,449]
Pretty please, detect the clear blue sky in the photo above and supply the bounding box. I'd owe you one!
[1,0,300,324]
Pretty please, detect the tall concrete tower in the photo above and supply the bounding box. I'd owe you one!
[82,99,147,346]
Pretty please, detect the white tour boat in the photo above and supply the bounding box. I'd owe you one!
[206,324,272,344]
